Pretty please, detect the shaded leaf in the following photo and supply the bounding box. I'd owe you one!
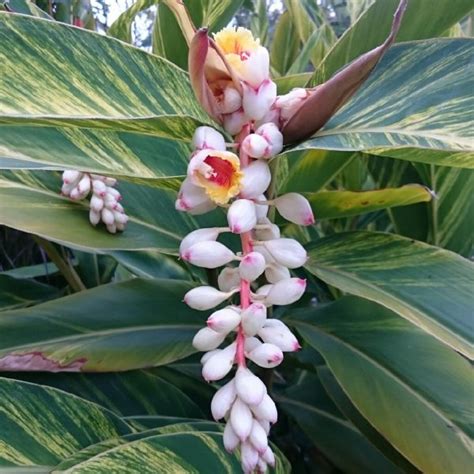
[305,231,474,358]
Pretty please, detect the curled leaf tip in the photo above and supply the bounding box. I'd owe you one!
[282,0,408,144]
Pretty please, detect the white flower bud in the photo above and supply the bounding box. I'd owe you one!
[256,284,273,298]
[223,421,240,452]
[253,245,275,264]
[251,394,278,424]
[265,263,291,284]
[265,277,306,306]
[259,419,270,435]
[244,336,262,354]
[235,366,266,406]
[182,241,236,269]
[106,187,121,200]
[241,303,267,336]
[248,343,284,368]
[263,238,307,269]
[239,252,266,282]
[262,446,276,467]
[274,193,315,226]
[192,126,226,151]
[275,88,309,122]
[92,179,107,197]
[69,186,86,201]
[240,161,271,199]
[89,209,100,226]
[175,178,216,215]
[184,286,233,311]
[255,218,280,240]
[242,80,277,121]
[224,109,248,136]
[259,318,301,352]
[179,228,221,255]
[104,193,118,210]
[192,327,226,351]
[249,419,268,454]
[255,196,269,220]
[239,46,270,89]
[62,170,82,184]
[230,397,253,440]
[101,208,115,226]
[241,441,259,473]
[90,194,104,212]
[227,199,257,234]
[113,211,128,225]
[211,379,237,421]
[255,122,283,158]
[103,177,117,187]
[257,458,268,473]
[200,349,220,365]
[218,267,241,292]
[220,86,242,114]
[207,307,241,333]
[77,174,91,195]
[202,343,236,382]
[241,134,269,159]
[116,222,126,232]
[106,223,117,234]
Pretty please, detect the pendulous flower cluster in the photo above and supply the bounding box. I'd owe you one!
[177,26,316,474]
[61,170,128,233]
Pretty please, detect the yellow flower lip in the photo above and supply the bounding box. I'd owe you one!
[214,27,260,57]
[189,150,242,205]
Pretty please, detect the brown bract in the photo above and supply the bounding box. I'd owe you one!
[282,0,408,144]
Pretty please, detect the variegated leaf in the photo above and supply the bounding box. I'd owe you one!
[287,39,474,167]
[304,231,474,358]
[0,278,200,372]
[0,14,209,137]
[306,184,433,220]
[0,377,131,467]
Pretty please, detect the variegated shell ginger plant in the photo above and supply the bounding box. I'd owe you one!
[165,0,409,472]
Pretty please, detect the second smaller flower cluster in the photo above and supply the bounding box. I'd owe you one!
[61,170,128,233]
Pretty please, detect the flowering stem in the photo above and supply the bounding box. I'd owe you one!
[235,125,253,367]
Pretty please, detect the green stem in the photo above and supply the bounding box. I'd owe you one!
[33,236,86,292]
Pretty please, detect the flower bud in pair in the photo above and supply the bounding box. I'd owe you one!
[235,366,266,406]
[202,342,236,381]
[241,123,283,159]
[192,126,226,151]
[241,441,260,473]
[239,160,271,199]
[193,327,227,351]
[251,393,278,424]
[247,343,283,368]
[211,379,237,421]
[264,278,307,306]
[274,193,314,226]
[258,318,301,352]
[179,228,221,255]
[227,199,257,234]
[239,251,266,282]
[242,80,277,122]
[184,286,235,310]
[241,302,266,336]
[262,238,307,268]
[182,241,235,269]
[207,307,241,333]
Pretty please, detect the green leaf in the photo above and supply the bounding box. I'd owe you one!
[0,278,201,371]
[278,371,402,474]
[274,72,312,95]
[287,39,474,167]
[9,369,207,418]
[270,11,300,76]
[0,377,131,466]
[0,261,59,279]
[0,274,60,310]
[287,296,474,473]
[317,366,419,473]
[304,231,474,358]
[309,0,474,85]
[307,184,433,220]
[4,0,52,18]
[279,150,357,193]
[0,14,209,137]
[108,0,157,43]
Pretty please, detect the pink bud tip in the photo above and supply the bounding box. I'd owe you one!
[297,278,307,287]
[304,214,315,225]
[269,354,283,363]
[181,251,191,261]
[293,341,302,351]
[231,225,241,233]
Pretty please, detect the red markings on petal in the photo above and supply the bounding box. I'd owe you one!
[204,155,235,187]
